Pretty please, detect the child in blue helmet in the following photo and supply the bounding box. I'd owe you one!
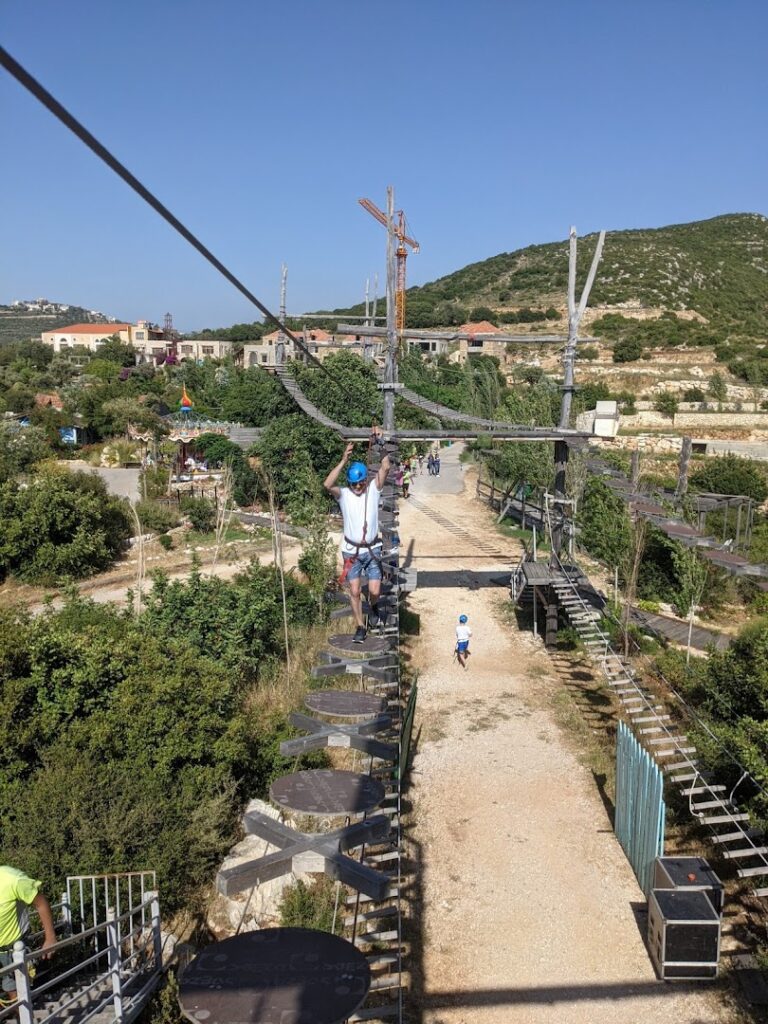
[324,435,391,643]
[455,614,472,668]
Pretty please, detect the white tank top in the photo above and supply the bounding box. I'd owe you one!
[338,481,381,554]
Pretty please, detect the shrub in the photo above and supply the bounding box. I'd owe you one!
[683,387,706,403]
[278,878,344,934]
[653,392,679,417]
[135,500,180,534]
[0,469,131,583]
[690,454,768,502]
[181,496,216,533]
[158,534,173,551]
[577,345,599,361]
[612,338,644,363]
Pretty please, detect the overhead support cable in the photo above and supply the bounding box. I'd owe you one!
[0,45,350,400]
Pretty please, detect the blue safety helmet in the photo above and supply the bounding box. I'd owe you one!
[459,614,468,623]
[347,462,368,485]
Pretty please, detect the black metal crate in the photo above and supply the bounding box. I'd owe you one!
[653,856,724,916]
[648,888,720,980]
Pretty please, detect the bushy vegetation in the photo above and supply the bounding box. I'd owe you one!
[278,877,344,934]
[135,500,180,534]
[319,214,768,338]
[0,468,132,583]
[690,454,768,502]
[655,619,768,830]
[0,566,323,912]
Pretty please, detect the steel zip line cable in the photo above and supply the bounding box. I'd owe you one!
[0,45,352,403]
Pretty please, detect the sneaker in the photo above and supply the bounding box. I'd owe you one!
[353,626,367,644]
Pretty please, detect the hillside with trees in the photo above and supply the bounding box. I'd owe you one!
[0,302,119,346]
[317,213,768,337]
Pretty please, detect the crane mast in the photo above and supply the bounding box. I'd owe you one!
[359,196,419,333]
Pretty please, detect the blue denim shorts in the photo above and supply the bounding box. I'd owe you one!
[346,546,383,582]
[456,640,469,653]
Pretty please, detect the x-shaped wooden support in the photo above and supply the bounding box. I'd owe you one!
[280,712,398,761]
[216,809,392,900]
[311,651,398,682]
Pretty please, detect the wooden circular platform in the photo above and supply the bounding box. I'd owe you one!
[270,769,385,816]
[327,633,390,656]
[305,690,386,719]
[179,928,370,1024]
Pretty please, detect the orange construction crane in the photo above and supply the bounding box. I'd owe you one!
[359,197,419,332]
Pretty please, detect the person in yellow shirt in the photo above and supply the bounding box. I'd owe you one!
[0,866,56,1001]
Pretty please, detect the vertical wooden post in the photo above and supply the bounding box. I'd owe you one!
[630,449,640,490]
[545,585,559,648]
[675,436,692,501]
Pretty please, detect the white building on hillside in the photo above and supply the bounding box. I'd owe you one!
[41,321,233,362]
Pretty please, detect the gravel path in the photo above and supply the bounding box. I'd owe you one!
[400,446,744,1024]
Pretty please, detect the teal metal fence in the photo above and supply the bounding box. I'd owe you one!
[615,720,665,895]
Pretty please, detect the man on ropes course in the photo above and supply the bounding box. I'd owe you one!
[324,436,391,643]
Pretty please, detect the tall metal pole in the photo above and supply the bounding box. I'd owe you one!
[551,227,605,560]
[277,263,288,365]
[383,186,398,433]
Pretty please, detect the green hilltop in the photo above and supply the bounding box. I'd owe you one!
[323,213,768,334]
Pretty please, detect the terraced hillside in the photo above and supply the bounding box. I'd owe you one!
[0,304,115,346]
[323,213,768,335]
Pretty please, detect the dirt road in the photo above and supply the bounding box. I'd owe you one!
[400,445,744,1024]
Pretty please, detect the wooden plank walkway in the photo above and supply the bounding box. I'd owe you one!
[629,608,731,652]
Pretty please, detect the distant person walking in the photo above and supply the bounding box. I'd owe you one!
[455,614,472,669]
[0,866,57,1003]
[402,464,412,499]
[418,454,425,475]
[427,453,435,476]
[434,452,441,476]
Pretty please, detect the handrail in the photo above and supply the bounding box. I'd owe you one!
[552,547,768,877]
[8,891,161,1024]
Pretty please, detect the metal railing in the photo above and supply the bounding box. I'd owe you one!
[1,876,161,1024]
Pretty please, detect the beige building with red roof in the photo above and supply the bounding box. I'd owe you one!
[455,320,506,363]
[41,320,233,362]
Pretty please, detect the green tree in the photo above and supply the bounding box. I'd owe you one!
[690,454,768,502]
[94,336,137,367]
[708,371,728,403]
[612,338,644,363]
[292,351,381,428]
[577,478,632,570]
[219,368,293,426]
[653,392,679,417]
[0,468,132,583]
[0,422,52,483]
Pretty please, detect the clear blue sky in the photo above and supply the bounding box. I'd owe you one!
[2,0,766,331]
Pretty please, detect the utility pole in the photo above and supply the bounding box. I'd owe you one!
[383,186,398,433]
[551,227,606,561]
[546,226,605,648]
[363,278,372,363]
[277,263,288,365]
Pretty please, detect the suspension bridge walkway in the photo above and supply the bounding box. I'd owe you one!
[273,366,591,443]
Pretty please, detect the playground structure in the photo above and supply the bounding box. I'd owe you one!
[5,41,768,1017]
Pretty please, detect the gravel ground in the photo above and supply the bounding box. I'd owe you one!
[400,445,746,1024]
